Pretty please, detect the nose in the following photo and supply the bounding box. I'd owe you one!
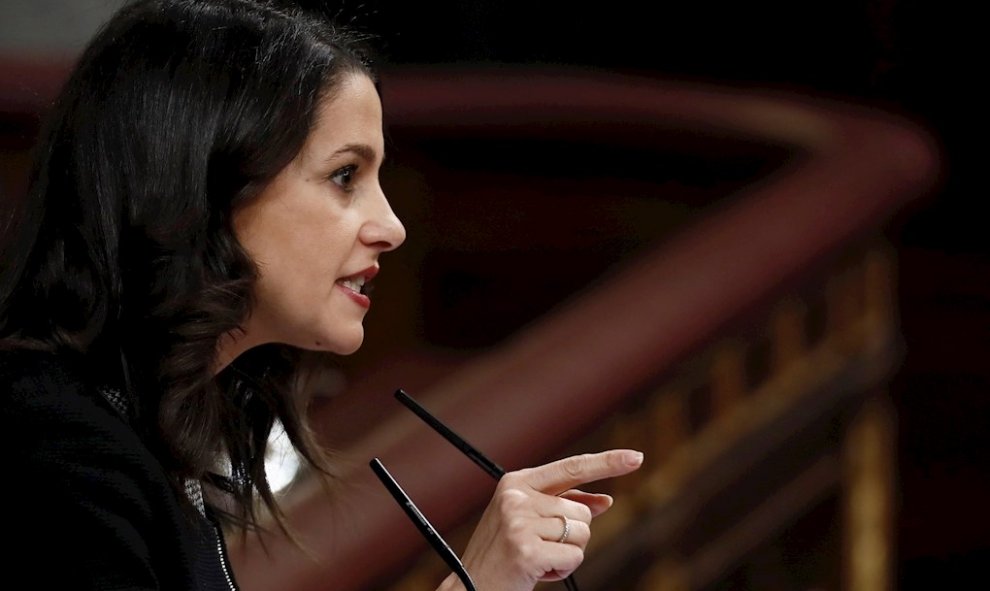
[360,186,406,252]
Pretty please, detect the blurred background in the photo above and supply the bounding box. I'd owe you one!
[0,1,982,589]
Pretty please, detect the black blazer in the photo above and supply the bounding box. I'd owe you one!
[1,349,239,590]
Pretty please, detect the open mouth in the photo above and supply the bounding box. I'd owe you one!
[338,276,371,296]
[337,266,379,298]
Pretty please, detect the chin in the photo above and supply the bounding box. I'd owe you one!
[317,328,365,356]
[332,339,364,355]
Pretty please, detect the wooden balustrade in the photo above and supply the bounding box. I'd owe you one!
[227,71,932,591]
[379,242,898,590]
[1,63,936,590]
[578,245,898,590]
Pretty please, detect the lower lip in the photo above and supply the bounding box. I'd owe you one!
[336,283,371,309]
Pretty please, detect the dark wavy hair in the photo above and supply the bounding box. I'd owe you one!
[0,0,374,533]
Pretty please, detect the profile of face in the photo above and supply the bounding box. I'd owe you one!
[231,73,405,358]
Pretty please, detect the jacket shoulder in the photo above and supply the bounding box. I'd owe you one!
[0,348,206,589]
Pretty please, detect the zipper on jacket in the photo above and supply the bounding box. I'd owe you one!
[216,523,238,591]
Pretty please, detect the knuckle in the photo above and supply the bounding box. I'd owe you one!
[498,471,525,489]
[577,521,592,548]
[609,449,628,469]
[526,560,545,581]
[567,547,586,571]
[505,516,528,539]
[562,454,589,479]
[514,541,535,563]
[575,503,593,523]
[560,497,593,523]
[496,488,527,513]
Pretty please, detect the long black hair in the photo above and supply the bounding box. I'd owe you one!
[0,0,374,532]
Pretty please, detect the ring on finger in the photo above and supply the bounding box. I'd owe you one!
[555,515,570,544]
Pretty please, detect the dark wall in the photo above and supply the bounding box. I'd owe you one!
[301,0,974,243]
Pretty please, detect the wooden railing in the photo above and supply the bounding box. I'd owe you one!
[0,63,936,590]
[225,70,936,591]
[389,245,899,591]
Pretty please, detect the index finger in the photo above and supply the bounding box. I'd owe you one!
[518,449,644,495]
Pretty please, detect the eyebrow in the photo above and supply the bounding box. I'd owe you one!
[325,143,380,164]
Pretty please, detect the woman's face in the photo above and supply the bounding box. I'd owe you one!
[231,72,405,357]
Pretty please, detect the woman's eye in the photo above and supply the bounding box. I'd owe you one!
[329,164,358,191]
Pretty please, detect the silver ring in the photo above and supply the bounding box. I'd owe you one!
[556,515,570,544]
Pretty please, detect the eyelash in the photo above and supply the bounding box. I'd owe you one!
[329,164,358,192]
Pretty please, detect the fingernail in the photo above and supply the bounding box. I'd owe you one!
[626,451,644,467]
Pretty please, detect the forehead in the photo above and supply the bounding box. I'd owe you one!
[300,72,383,162]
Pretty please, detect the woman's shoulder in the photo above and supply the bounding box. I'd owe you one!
[0,346,121,425]
[0,346,173,517]
[1,344,91,390]
[0,346,160,491]
[1,347,216,589]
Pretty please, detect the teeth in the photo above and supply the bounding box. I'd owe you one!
[339,277,366,292]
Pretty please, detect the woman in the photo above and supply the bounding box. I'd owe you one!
[0,1,642,589]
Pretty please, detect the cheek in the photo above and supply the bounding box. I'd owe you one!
[276,216,359,297]
[237,196,361,310]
